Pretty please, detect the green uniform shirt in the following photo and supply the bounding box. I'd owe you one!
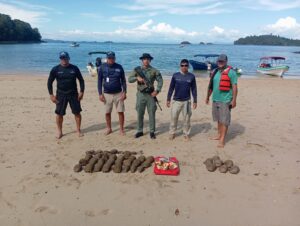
[128,65,163,93]
[212,68,238,103]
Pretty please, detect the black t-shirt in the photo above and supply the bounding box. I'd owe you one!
[47,64,85,95]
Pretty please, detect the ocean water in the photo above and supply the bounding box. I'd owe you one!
[0,42,299,77]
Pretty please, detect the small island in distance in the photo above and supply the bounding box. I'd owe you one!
[180,41,191,45]
[234,34,300,46]
[0,13,42,44]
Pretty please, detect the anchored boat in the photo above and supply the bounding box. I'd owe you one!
[189,54,219,71]
[257,56,289,77]
[70,42,80,47]
[86,51,108,77]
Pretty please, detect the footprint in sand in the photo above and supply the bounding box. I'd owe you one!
[85,209,110,217]
[35,206,58,214]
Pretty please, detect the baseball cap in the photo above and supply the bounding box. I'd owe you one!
[106,51,116,58]
[217,54,228,62]
[59,51,70,60]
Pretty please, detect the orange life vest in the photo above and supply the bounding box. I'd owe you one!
[219,66,232,91]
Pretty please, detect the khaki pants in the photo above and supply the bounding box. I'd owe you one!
[169,100,192,136]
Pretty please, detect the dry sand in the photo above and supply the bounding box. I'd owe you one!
[0,75,299,226]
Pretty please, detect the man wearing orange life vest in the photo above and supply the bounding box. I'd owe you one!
[205,54,238,148]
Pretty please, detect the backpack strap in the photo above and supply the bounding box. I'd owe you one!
[208,68,218,91]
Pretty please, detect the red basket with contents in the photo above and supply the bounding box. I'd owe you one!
[154,156,180,176]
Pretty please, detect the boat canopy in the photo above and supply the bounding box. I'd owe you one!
[194,54,219,58]
[260,56,286,60]
[88,51,108,55]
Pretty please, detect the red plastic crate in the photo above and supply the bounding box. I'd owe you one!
[154,156,180,176]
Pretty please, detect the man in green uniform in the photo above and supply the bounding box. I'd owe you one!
[128,53,163,139]
[206,54,238,148]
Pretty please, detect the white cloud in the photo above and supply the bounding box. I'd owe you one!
[264,17,300,38]
[257,0,300,10]
[80,13,103,20]
[110,12,157,23]
[119,0,300,15]
[118,0,233,15]
[211,26,225,34]
[49,20,242,43]
[0,0,50,26]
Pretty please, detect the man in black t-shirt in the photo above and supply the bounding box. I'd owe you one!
[47,51,85,139]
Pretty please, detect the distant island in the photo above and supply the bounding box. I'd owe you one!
[199,42,213,45]
[234,34,300,46]
[181,41,191,45]
[0,13,42,44]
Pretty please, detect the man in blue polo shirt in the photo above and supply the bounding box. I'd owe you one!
[167,59,197,141]
[98,51,127,135]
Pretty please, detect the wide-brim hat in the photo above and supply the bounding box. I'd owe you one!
[139,53,153,60]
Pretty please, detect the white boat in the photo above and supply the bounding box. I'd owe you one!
[257,56,289,77]
[87,51,107,77]
[70,42,80,47]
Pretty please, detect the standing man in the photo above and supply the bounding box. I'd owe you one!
[167,59,197,141]
[128,53,163,139]
[98,51,127,135]
[47,51,85,139]
[205,54,238,148]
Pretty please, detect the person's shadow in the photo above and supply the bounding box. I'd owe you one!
[189,122,212,137]
[81,120,137,134]
[226,123,246,142]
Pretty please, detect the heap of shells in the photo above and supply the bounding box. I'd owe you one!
[73,149,154,173]
[203,155,240,174]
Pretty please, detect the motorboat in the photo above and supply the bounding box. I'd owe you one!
[189,54,219,70]
[257,56,289,77]
[86,51,107,77]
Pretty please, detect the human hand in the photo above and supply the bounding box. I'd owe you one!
[151,91,158,97]
[193,103,197,109]
[99,95,106,103]
[78,92,84,101]
[120,92,127,101]
[137,76,144,83]
[50,95,58,104]
[166,101,170,108]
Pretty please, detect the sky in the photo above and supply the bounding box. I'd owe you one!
[1,0,300,43]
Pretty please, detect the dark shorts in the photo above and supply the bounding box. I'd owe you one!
[212,101,231,126]
[55,93,82,116]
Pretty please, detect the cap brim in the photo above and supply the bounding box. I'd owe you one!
[140,57,153,60]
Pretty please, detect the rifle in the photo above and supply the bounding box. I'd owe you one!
[134,67,162,111]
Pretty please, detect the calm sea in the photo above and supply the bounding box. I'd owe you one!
[0,42,299,77]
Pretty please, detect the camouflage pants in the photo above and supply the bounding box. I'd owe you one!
[136,92,157,133]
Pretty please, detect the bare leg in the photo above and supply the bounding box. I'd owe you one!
[218,123,228,148]
[105,113,112,135]
[56,115,63,139]
[210,122,221,140]
[75,114,83,137]
[118,112,125,135]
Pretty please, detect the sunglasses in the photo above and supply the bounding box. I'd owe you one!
[181,64,189,67]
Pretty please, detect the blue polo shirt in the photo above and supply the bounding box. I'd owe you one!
[98,63,127,95]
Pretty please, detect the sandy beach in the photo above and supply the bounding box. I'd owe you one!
[0,75,300,226]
